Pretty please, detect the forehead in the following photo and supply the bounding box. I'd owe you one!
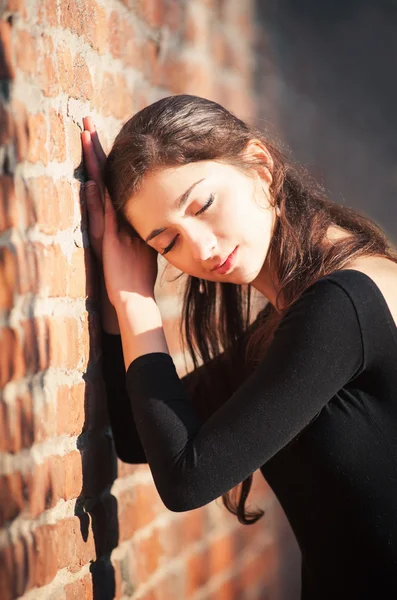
[124,160,231,224]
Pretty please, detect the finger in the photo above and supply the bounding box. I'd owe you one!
[85,182,105,238]
[104,189,118,236]
[85,181,103,213]
[81,132,104,192]
[82,117,107,166]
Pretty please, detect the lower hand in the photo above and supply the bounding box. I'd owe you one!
[101,188,159,307]
[81,117,158,306]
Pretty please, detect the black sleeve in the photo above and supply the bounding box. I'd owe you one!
[123,279,364,512]
[102,331,148,463]
[101,305,265,464]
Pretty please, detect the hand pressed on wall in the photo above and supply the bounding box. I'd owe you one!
[81,117,159,308]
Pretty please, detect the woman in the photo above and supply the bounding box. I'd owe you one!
[81,95,397,599]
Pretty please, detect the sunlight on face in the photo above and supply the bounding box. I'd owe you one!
[124,159,276,285]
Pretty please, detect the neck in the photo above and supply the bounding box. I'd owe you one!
[251,257,281,310]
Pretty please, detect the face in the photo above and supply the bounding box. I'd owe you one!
[124,151,276,288]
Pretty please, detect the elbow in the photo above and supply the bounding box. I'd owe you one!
[113,441,148,465]
[157,480,212,513]
[162,496,204,513]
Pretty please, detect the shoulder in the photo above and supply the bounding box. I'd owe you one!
[285,270,361,318]
[275,271,365,348]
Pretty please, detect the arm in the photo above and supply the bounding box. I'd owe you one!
[102,299,265,464]
[122,278,364,511]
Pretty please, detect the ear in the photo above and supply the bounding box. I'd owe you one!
[243,139,273,185]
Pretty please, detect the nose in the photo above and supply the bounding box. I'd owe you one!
[185,223,217,263]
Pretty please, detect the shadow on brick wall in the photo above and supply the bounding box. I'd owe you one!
[76,166,120,598]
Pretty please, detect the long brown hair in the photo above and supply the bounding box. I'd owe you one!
[103,94,397,525]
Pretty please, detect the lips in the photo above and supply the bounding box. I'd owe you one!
[212,246,238,274]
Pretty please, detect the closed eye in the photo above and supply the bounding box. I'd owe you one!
[161,193,215,255]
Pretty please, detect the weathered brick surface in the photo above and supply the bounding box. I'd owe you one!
[0,1,293,599]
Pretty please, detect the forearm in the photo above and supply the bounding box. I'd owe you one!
[100,271,120,334]
[115,294,170,371]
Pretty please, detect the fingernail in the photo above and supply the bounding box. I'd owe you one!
[85,182,96,192]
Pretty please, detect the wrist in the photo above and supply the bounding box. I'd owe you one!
[114,294,161,331]
[113,289,156,311]
[114,295,169,367]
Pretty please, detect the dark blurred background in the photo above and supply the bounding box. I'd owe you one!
[254,0,397,245]
[253,2,397,596]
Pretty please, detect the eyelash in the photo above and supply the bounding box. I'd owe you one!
[161,194,215,256]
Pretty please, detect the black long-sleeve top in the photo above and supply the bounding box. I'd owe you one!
[102,269,397,599]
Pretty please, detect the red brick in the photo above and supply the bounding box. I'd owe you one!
[134,528,163,583]
[209,534,236,574]
[108,10,122,59]
[118,484,163,542]
[164,0,183,32]
[97,72,133,119]
[36,243,68,296]
[65,574,93,600]
[0,471,25,526]
[85,0,108,54]
[211,575,244,600]
[68,247,88,298]
[0,103,14,145]
[0,452,83,525]
[57,44,74,92]
[67,118,83,168]
[240,545,277,590]
[0,246,16,310]
[136,0,164,28]
[185,546,210,597]
[27,113,48,166]
[55,383,85,437]
[0,382,87,456]
[161,55,214,96]
[0,20,15,79]
[133,85,151,113]
[69,53,93,101]
[12,100,29,162]
[37,0,58,26]
[157,518,184,560]
[14,29,37,76]
[32,517,96,585]
[180,509,205,546]
[108,17,142,70]
[121,20,143,69]
[28,452,83,518]
[0,535,36,600]
[0,326,25,387]
[116,460,141,479]
[153,570,185,600]
[5,316,82,376]
[210,32,227,65]
[145,39,162,84]
[184,5,208,47]
[46,316,82,370]
[4,0,27,15]
[59,0,84,37]
[41,43,62,98]
[0,240,38,299]
[0,390,34,453]
[60,0,107,54]
[27,176,74,234]
[49,109,66,162]
[34,382,87,442]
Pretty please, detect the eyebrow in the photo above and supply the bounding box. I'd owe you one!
[144,178,206,243]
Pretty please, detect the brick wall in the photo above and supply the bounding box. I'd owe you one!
[0,1,296,599]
